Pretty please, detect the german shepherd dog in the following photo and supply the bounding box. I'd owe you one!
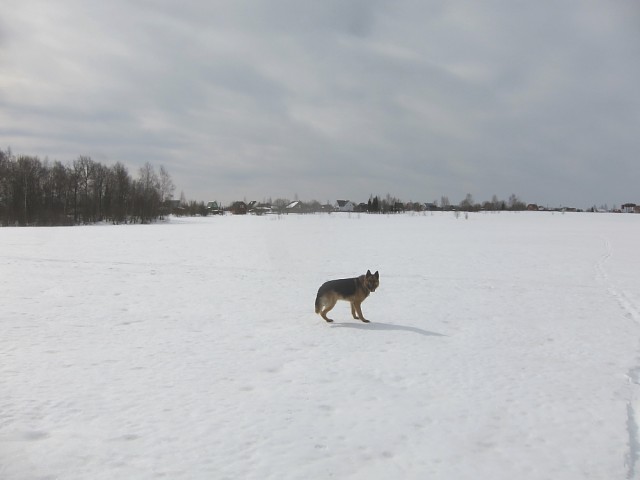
[315,270,379,323]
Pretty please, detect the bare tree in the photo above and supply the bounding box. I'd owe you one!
[136,162,160,223]
[73,156,96,223]
[109,162,130,224]
[93,163,107,221]
[459,193,475,212]
[508,194,526,211]
[15,155,42,225]
[158,165,175,203]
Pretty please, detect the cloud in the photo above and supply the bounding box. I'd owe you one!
[1,0,639,207]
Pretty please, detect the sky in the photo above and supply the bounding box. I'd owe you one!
[1,1,639,208]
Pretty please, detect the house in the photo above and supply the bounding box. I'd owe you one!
[622,203,637,213]
[249,203,273,215]
[206,201,223,215]
[336,200,355,212]
[229,201,247,215]
[320,204,334,213]
[285,200,303,213]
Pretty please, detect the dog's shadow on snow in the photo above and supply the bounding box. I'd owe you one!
[330,321,445,337]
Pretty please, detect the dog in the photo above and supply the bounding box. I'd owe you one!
[315,270,379,323]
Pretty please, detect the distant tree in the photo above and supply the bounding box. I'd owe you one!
[307,199,322,213]
[367,195,380,213]
[109,162,130,224]
[136,162,160,223]
[14,155,43,225]
[74,156,96,223]
[508,194,526,211]
[459,193,475,212]
[159,165,175,204]
[51,161,71,224]
[0,150,10,224]
[272,198,290,213]
[187,200,207,216]
[440,195,450,211]
[372,196,380,213]
[39,159,54,224]
[157,166,175,219]
[93,163,107,222]
[380,193,401,213]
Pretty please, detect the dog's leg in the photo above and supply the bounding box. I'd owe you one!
[354,302,370,323]
[321,299,337,323]
[350,302,359,319]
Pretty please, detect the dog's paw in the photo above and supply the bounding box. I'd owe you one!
[360,319,370,323]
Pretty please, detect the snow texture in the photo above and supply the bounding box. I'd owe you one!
[2,212,640,479]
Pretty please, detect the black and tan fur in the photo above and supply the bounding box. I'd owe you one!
[315,270,379,323]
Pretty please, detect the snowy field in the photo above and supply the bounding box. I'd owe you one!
[2,211,640,480]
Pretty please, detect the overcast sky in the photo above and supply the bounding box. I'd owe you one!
[2,1,639,208]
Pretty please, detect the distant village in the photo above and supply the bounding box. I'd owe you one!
[168,197,640,217]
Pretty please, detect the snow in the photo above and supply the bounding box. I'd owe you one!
[2,211,640,479]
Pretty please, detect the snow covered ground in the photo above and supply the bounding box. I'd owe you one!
[2,211,640,479]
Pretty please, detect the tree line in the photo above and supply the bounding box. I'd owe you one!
[363,193,527,213]
[0,149,175,226]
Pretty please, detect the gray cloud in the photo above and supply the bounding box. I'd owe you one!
[1,0,639,208]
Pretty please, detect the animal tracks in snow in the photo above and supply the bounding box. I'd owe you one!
[596,238,640,323]
[597,236,640,478]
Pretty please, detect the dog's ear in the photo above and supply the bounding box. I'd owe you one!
[366,269,372,276]
[374,271,379,279]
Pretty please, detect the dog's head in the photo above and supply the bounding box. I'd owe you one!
[365,270,380,292]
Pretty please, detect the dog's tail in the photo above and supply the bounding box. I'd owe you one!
[314,294,322,314]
